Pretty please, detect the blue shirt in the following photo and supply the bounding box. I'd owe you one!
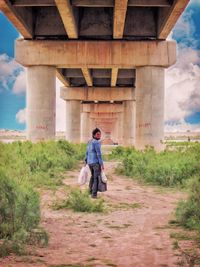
[85,139,103,166]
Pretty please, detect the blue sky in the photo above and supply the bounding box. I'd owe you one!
[0,1,200,132]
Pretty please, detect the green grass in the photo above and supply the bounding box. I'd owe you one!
[170,232,192,241]
[175,174,200,235]
[0,140,86,257]
[110,144,200,187]
[111,202,142,210]
[53,188,106,213]
[172,240,179,250]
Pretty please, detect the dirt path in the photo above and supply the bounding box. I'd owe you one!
[1,161,186,267]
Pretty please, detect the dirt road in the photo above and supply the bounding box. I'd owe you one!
[0,162,185,267]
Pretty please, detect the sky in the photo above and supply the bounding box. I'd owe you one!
[0,1,200,132]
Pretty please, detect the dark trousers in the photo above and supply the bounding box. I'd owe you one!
[88,163,101,197]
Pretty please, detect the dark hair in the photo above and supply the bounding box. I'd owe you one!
[92,128,101,137]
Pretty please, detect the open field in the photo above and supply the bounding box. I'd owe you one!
[0,130,200,143]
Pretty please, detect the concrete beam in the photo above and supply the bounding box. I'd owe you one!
[158,0,190,39]
[92,69,111,78]
[56,69,70,87]
[94,118,116,121]
[81,68,93,86]
[55,0,78,38]
[90,113,118,119]
[129,0,171,7]
[111,68,118,87]
[71,0,171,7]
[12,0,55,6]
[16,40,176,68]
[61,87,134,101]
[113,0,128,39]
[118,69,135,79]
[72,0,113,7]
[0,1,33,38]
[82,103,124,113]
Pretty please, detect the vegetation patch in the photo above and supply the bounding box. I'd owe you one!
[175,175,200,233]
[0,140,86,256]
[110,144,200,187]
[49,264,91,267]
[53,189,106,213]
[102,259,117,267]
[170,232,193,241]
[109,202,142,211]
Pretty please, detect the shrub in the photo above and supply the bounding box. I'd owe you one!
[176,174,200,232]
[111,144,200,187]
[0,170,40,239]
[0,140,85,256]
[0,170,41,257]
[0,140,85,188]
[54,189,105,213]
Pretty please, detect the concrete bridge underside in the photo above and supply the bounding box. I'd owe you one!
[0,0,190,150]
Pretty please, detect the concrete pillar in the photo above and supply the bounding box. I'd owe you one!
[135,66,165,150]
[66,100,81,143]
[81,112,90,143]
[123,101,135,146]
[90,118,96,133]
[117,113,124,144]
[112,121,118,144]
[26,66,56,141]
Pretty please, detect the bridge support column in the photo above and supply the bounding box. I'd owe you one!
[26,66,56,141]
[112,121,118,144]
[123,101,135,146]
[117,113,124,145]
[90,118,97,132]
[66,100,81,143]
[112,113,123,145]
[81,112,90,143]
[135,67,165,151]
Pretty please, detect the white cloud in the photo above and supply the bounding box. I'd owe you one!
[173,10,197,48]
[0,53,25,94]
[165,5,200,132]
[0,54,18,76]
[12,70,26,94]
[16,108,26,124]
[165,48,200,126]
[190,0,200,5]
[0,54,21,91]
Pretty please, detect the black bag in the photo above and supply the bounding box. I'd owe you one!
[97,174,107,192]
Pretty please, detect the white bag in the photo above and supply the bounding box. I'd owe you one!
[78,166,89,185]
[101,171,107,183]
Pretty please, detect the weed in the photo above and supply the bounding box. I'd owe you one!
[110,202,141,210]
[103,236,112,239]
[176,174,200,238]
[86,257,98,262]
[53,189,106,213]
[172,240,179,250]
[0,140,85,256]
[170,232,192,241]
[110,144,200,187]
[102,259,117,267]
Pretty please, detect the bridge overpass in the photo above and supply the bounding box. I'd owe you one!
[0,0,190,149]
